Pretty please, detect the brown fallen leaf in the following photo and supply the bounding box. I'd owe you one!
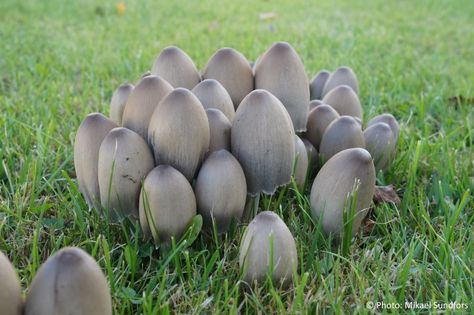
[207,21,219,32]
[259,12,277,21]
[448,95,474,108]
[373,185,401,204]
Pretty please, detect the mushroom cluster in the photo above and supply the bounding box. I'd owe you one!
[73,42,400,285]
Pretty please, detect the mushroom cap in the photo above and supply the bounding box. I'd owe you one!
[306,104,340,150]
[254,42,310,132]
[202,47,254,109]
[206,108,231,154]
[309,99,324,111]
[110,83,134,125]
[367,113,400,143]
[74,113,118,208]
[322,85,363,118]
[301,138,319,171]
[98,127,154,220]
[122,75,173,139]
[322,66,359,97]
[151,46,201,89]
[319,116,366,161]
[293,136,309,189]
[364,122,396,171]
[195,150,247,233]
[192,79,235,121]
[310,148,375,238]
[231,89,295,196]
[0,251,22,315]
[24,247,112,315]
[239,211,297,286]
[310,70,331,100]
[148,88,210,181]
[139,165,196,243]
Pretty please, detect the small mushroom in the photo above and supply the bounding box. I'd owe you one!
[139,165,196,243]
[109,83,133,125]
[306,104,340,150]
[74,113,118,208]
[206,108,231,154]
[254,42,310,132]
[364,122,396,171]
[122,75,173,139]
[293,135,309,189]
[310,70,331,100]
[310,148,375,239]
[0,251,22,315]
[98,127,154,220]
[192,79,235,121]
[231,89,295,196]
[322,66,359,97]
[302,138,319,173]
[151,46,201,89]
[239,211,297,286]
[24,247,112,315]
[367,113,400,143]
[202,48,254,109]
[319,116,365,161]
[309,99,324,111]
[195,150,247,233]
[322,85,363,118]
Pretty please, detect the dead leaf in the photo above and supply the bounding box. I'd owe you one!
[448,95,474,108]
[259,12,277,21]
[373,185,401,204]
[207,21,219,32]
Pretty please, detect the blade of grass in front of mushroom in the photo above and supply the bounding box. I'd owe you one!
[342,181,360,257]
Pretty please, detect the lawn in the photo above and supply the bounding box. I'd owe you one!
[0,0,473,313]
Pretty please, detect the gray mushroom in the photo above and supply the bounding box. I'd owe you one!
[148,88,210,181]
[302,138,319,172]
[309,99,324,111]
[74,113,117,208]
[98,127,154,220]
[195,150,247,233]
[239,211,297,286]
[231,89,295,196]
[24,247,112,315]
[322,66,359,97]
[191,79,235,121]
[202,47,254,109]
[310,148,375,239]
[367,113,400,143]
[151,46,201,89]
[319,116,365,161]
[306,104,340,150]
[0,251,22,315]
[322,85,363,118]
[122,75,173,139]
[254,42,310,132]
[364,122,396,171]
[139,165,196,243]
[310,70,331,100]
[206,108,231,154]
[293,135,309,189]
[109,83,133,125]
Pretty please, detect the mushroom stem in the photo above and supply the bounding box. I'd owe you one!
[243,194,260,222]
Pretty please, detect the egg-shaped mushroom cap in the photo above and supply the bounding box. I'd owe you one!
[0,251,23,315]
[231,89,295,196]
[139,165,196,243]
[364,122,395,171]
[148,88,210,181]
[302,138,319,170]
[202,47,254,109]
[310,70,331,100]
[293,136,309,189]
[322,66,359,97]
[151,46,201,89]
[24,247,112,315]
[110,83,134,125]
[192,79,235,121]
[98,127,154,220]
[74,113,118,208]
[239,211,297,286]
[367,113,400,143]
[206,108,231,154]
[195,150,247,233]
[306,104,340,150]
[309,100,324,111]
[310,148,375,239]
[319,116,365,161]
[254,42,310,132]
[322,85,363,118]
[122,75,173,139]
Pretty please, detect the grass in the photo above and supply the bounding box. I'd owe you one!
[1,0,473,313]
